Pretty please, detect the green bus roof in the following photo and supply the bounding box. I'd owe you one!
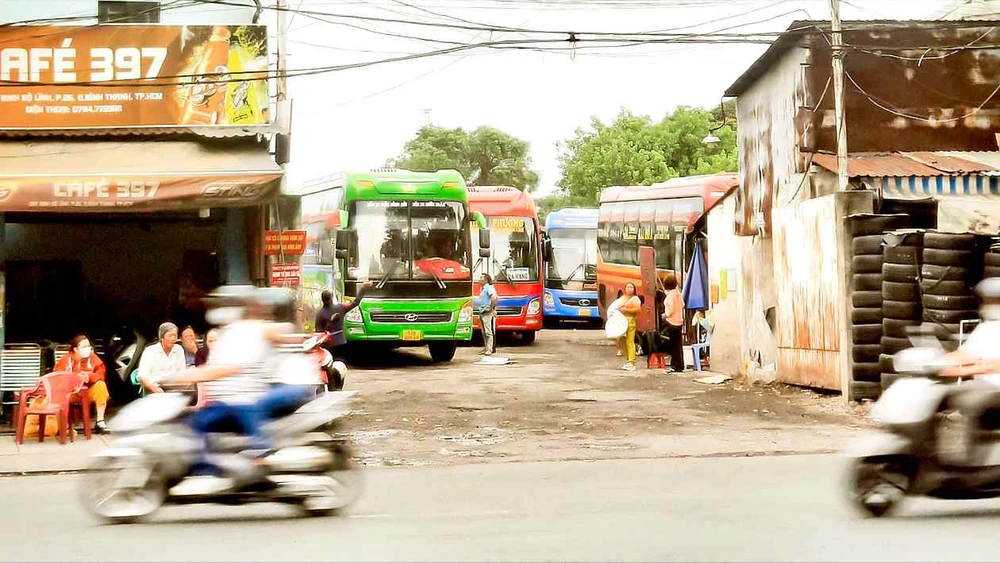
[296,169,469,202]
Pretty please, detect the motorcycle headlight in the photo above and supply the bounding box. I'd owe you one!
[345,307,363,323]
[458,302,474,323]
[544,292,554,307]
[527,298,541,316]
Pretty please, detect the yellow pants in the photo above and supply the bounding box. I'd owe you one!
[625,318,637,364]
[88,380,109,407]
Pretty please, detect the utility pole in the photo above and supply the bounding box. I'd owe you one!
[830,0,849,191]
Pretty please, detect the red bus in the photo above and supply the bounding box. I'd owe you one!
[469,186,543,344]
[596,173,738,328]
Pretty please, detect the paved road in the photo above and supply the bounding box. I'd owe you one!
[4,455,1000,562]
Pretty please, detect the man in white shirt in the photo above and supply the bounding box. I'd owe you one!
[939,278,1000,465]
[137,322,187,394]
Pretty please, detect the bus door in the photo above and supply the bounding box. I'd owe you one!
[638,246,657,334]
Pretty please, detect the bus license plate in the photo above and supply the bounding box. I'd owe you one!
[401,330,422,341]
[579,309,592,317]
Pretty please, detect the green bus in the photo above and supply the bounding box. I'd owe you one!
[298,169,489,362]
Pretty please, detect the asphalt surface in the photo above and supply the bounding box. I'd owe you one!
[5,455,1000,562]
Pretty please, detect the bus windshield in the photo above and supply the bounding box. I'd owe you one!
[547,227,597,283]
[348,200,470,281]
[473,216,539,283]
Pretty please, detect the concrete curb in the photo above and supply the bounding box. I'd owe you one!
[0,448,844,478]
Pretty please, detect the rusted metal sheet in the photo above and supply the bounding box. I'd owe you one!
[806,22,1000,153]
[772,194,843,390]
[812,152,997,177]
[777,348,844,389]
[734,46,812,236]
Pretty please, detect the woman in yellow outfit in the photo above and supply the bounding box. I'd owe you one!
[619,282,642,372]
[54,334,110,434]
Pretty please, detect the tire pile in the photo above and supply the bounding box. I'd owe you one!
[879,230,924,392]
[985,241,1000,279]
[848,214,907,402]
[920,231,981,348]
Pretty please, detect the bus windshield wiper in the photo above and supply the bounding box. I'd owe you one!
[425,268,447,290]
[560,262,585,283]
[376,259,401,289]
[493,257,517,288]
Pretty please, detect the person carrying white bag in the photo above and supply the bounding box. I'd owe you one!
[605,294,627,356]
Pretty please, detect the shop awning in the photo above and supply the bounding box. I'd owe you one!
[0,140,282,213]
[859,175,1000,234]
[866,175,1000,199]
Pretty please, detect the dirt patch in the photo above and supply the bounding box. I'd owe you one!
[342,329,869,467]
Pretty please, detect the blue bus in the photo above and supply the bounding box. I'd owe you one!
[542,208,599,323]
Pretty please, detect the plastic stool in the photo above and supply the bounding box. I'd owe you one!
[647,353,666,369]
[691,333,711,372]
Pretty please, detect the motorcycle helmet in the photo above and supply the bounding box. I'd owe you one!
[203,284,255,325]
[976,277,1000,321]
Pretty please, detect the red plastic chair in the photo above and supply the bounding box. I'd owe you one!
[15,371,88,445]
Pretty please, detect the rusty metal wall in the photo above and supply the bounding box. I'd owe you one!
[735,46,812,237]
[803,24,1000,153]
[771,194,844,389]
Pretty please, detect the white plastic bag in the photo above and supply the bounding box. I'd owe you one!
[605,310,628,339]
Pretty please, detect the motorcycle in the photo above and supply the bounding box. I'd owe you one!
[301,330,347,392]
[846,325,1000,517]
[79,388,363,524]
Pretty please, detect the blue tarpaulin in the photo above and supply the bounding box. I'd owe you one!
[682,243,709,311]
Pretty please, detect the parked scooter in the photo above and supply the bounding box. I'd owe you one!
[78,388,363,523]
[846,326,1000,517]
[301,329,347,391]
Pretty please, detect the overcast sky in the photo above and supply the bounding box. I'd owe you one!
[284,0,954,195]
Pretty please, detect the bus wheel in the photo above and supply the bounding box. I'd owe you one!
[521,331,537,345]
[429,342,457,362]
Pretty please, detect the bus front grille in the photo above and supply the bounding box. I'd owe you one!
[369,311,453,324]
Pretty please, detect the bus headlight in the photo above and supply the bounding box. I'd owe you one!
[345,307,363,323]
[544,292,554,308]
[527,299,541,316]
[458,302,474,323]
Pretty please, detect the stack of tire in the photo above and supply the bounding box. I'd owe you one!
[984,240,1000,280]
[920,231,982,352]
[848,214,907,401]
[878,230,924,392]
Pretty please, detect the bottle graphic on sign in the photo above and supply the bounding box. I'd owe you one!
[181,26,231,125]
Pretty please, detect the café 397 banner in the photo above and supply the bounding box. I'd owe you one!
[0,25,270,129]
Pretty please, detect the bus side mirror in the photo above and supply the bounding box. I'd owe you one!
[479,227,491,250]
[335,230,354,256]
[479,248,491,258]
[543,238,553,262]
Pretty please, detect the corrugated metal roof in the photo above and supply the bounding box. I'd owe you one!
[724,19,1000,97]
[812,152,999,177]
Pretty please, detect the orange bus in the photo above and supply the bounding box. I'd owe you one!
[468,186,544,343]
[596,173,738,325]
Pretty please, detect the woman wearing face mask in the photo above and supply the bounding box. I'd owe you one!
[195,328,220,367]
[54,334,110,434]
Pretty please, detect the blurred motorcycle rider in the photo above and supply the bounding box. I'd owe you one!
[939,277,1000,464]
[168,286,305,496]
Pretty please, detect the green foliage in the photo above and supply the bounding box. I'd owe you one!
[555,106,737,207]
[390,125,540,191]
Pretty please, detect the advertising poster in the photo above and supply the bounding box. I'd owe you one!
[0,25,270,128]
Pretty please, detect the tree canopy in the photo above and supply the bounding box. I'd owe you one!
[390,125,540,191]
[552,106,737,208]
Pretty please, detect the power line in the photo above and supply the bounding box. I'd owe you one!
[845,69,1000,124]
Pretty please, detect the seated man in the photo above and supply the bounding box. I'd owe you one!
[137,322,188,394]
